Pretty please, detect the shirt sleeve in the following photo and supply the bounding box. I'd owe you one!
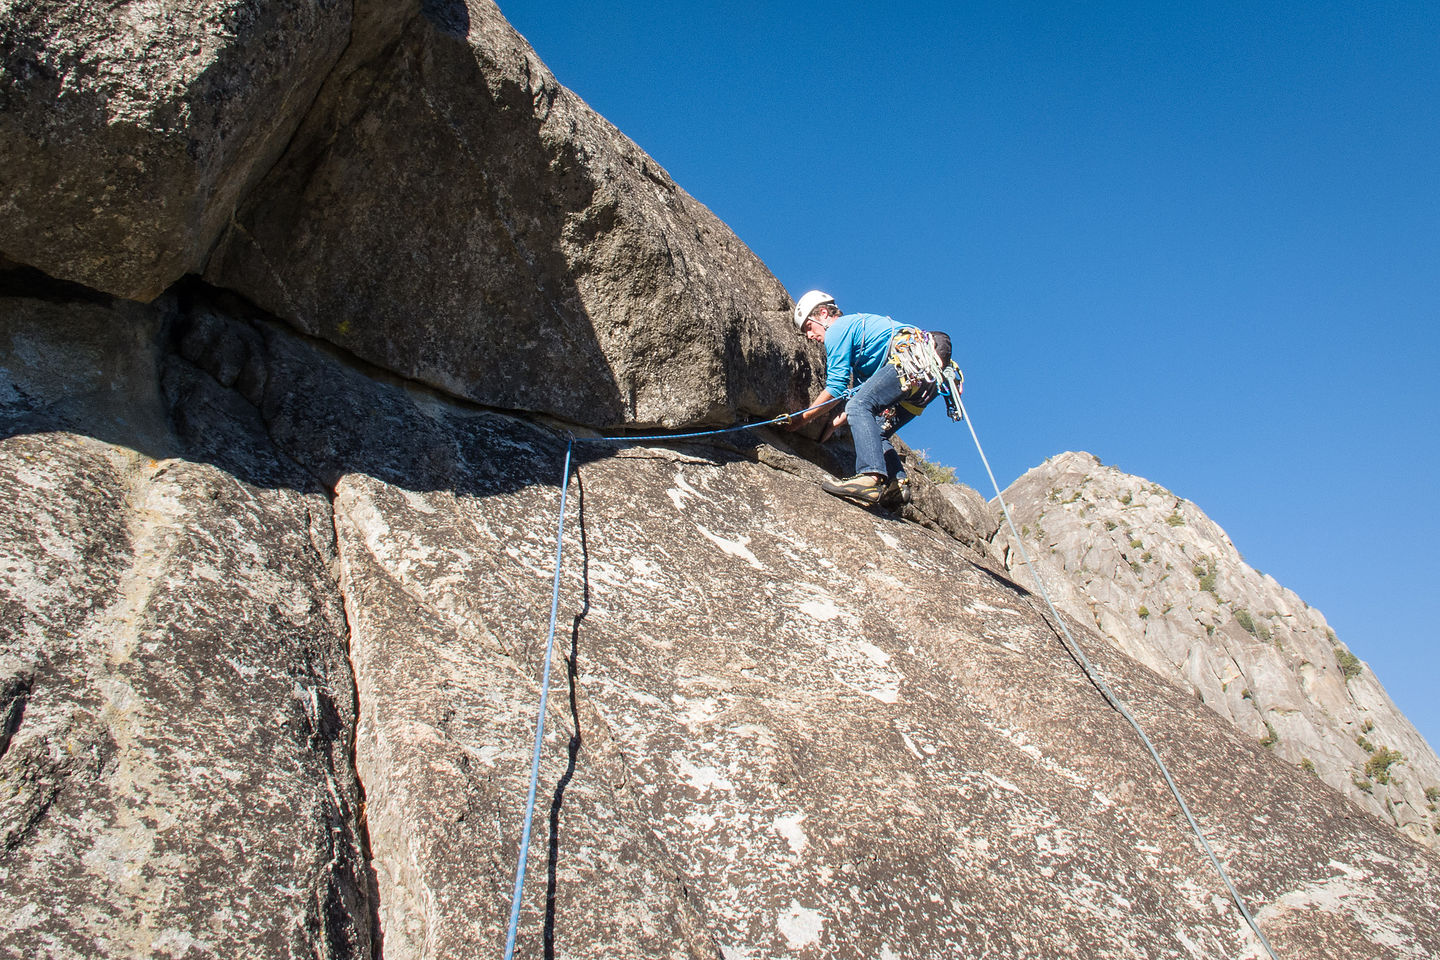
[823,320,856,396]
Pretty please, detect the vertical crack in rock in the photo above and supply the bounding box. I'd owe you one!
[162,290,382,958]
[0,672,32,762]
[325,490,386,960]
[540,469,725,959]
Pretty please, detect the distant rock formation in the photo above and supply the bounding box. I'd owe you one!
[4,2,1440,959]
[992,451,1440,846]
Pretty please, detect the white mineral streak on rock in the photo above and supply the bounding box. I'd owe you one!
[694,523,764,569]
[1255,861,1412,950]
[799,597,841,621]
[627,554,665,586]
[678,697,720,732]
[668,470,715,511]
[777,901,824,949]
[678,758,735,795]
[772,812,808,855]
[853,639,891,666]
[826,635,903,704]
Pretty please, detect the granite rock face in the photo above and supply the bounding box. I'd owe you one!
[1,0,816,428]
[0,0,351,300]
[5,0,1440,956]
[202,0,814,429]
[6,286,1440,959]
[991,451,1440,847]
[1,291,373,958]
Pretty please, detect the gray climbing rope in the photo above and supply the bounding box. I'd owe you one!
[958,395,1282,960]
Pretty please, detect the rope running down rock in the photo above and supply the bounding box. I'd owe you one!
[504,390,1281,960]
[959,395,1282,960]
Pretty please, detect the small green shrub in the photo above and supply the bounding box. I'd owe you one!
[1104,519,1117,531]
[1425,786,1439,803]
[1119,492,1132,505]
[1193,558,1218,596]
[1234,609,1258,636]
[1129,538,1143,549]
[1166,510,1185,527]
[1335,647,1362,680]
[1259,722,1279,748]
[1353,777,1374,794]
[1300,758,1316,775]
[1366,748,1403,785]
[1356,734,1376,754]
[914,449,956,485]
[1138,605,1150,619]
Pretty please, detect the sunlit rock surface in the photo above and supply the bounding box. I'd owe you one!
[993,450,1440,847]
[3,0,1439,956]
[0,0,350,299]
[5,290,1439,958]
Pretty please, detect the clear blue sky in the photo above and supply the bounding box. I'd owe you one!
[498,1,1440,754]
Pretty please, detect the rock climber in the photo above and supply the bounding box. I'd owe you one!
[783,290,958,507]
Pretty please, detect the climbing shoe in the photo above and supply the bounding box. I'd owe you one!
[880,476,912,508]
[821,474,882,506]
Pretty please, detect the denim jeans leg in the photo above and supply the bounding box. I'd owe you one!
[846,365,907,477]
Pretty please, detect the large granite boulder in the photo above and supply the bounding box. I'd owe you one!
[5,2,1440,956]
[8,283,1440,958]
[203,0,814,429]
[992,450,1440,847]
[1,0,816,430]
[0,0,351,300]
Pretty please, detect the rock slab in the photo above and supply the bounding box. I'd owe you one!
[992,450,1440,847]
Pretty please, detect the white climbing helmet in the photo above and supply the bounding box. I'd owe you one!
[792,290,835,331]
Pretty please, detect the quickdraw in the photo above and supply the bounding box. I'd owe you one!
[887,328,965,422]
[887,327,945,392]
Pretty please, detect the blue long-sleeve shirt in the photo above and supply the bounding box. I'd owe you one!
[823,313,902,396]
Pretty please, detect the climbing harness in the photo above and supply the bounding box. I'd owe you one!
[958,396,1282,960]
[887,327,946,392]
[503,388,1280,960]
[883,327,965,423]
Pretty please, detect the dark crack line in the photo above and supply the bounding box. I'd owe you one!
[0,671,33,762]
[326,488,386,960]
[544,470,587,960]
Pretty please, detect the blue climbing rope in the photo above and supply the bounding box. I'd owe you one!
[501,392,847,958]
[503,389,1279,960]
[583,389,854,445]
[502,435,574,960]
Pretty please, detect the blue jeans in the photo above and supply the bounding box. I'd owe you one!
[845,364,917,479]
